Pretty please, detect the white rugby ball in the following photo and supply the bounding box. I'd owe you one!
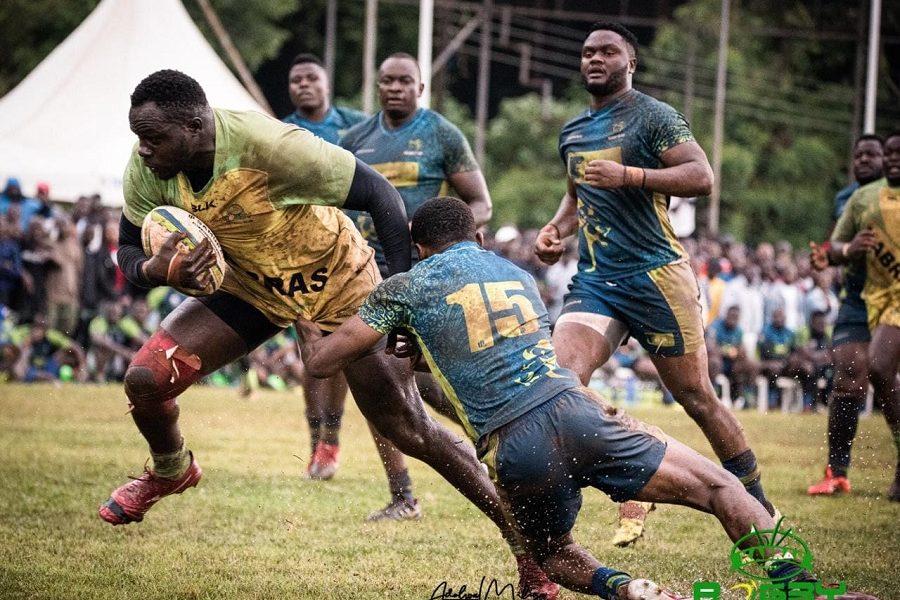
[141,206,226,297]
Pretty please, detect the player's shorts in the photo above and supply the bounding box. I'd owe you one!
[557,260,703,357]
[832,291,871,347]
[865,287,900,332]
[477,387,667,540]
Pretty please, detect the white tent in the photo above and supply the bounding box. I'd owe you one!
[0,0,267,204]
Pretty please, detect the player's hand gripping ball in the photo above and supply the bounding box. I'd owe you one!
[141,206,226,296]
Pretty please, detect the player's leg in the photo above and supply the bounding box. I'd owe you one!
[365,424,420,520]
[867,324,900,500]
[344,349,509,524]
[301,371,348,480]
[808,339,868,495]
[99,292,281,525]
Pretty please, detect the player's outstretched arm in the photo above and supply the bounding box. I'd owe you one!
[343,159,412,275]
[296,316,384,378]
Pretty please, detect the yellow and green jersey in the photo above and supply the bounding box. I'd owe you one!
[833,178,900,329]
[123,109,375,328]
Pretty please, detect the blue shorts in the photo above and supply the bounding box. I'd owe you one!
[832,293,871,347]
[478,388,667,539]
[559,260,704,357]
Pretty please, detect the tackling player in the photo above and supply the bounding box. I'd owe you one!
[340,53,493,521]
[812,131,900,501]
[297,197,871,600]
[807,135,884,495]
[97,70,557,599]
[282,53,367,480]
[534,22,775,546]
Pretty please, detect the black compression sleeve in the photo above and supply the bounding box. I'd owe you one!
[343,158,412,274]
[117,214,153,288]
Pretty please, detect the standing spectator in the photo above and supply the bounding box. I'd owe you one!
[0,217,24,309]
[0,178,41,232]
[20,218,54,321]
[77,210,117,346]
[544,239,578,322]
[45,216,84,336]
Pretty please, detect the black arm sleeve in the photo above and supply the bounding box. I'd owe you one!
[117,214,153,288]
[342,158,412,275]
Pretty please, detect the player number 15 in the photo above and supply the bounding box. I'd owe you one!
[446,281,540,353]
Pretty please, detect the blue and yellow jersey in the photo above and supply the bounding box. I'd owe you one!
[282,106,367,145]
[340,108,479,266]
[710,319,743,355]
[758,324,795,361]
[559,90,693,281]
[833,182,867,302]
[357,241,580,441]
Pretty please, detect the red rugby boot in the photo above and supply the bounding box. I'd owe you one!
[807,467,851,496]
[309,441,340,481]
[98,453,202,525]
[516,554,560,600]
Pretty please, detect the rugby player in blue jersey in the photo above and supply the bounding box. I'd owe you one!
[282,53,368,481]
[296,198,875,600]
[534,22,775,546]
[340,53,494,522]
[807,135,884,496]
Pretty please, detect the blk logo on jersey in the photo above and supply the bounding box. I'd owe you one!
[244,267,329,296]
[191,200,217,212]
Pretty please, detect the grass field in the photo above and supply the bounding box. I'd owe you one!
[1,383,898,600]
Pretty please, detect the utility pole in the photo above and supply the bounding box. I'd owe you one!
[683,26,697,124]
[324,0,337,85]
[709,0,730,237]
[195,0,272,114]
[475,0,493,165]
[418,0,434,108]
[362,0,378,115]
[863,0,881,133]
[850,5,867,176]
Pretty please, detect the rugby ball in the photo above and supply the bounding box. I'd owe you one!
[141,206,226,296]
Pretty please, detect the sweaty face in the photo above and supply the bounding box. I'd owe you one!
[288,63,329,112]
[853,139,884,183]
[129,102,192,180]
[377,57,422,120]
[580,30,634,98]
[884,136,900,186]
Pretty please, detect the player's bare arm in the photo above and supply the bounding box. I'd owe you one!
[583,140,713,197]
[296,315,384,378]
[447,169,493,227]
[535,177,578,265]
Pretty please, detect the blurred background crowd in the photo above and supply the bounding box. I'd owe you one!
[0,174,839,414]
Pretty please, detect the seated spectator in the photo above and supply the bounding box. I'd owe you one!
[758,307,798,406]
[708,305,757,404]
[794,310,834,410]
[88,297,150,382]
[12,314,85,382]
[0,305,20,382]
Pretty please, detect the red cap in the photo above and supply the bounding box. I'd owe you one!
[36,182,50,195]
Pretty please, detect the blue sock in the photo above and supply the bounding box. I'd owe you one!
[767,559,814,587]
[591,566,631,599]
[722,449,774,515]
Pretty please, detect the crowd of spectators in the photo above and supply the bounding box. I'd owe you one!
[1,175,842,412]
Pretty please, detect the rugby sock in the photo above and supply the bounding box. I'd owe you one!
[766,558,815,586]
[827,393,861,477]
[389,468,415,502]
[151,442,190,479]
[722,449,774,515]
[322,413,342,446]
[591,566,631,599]
[307,417,322,455]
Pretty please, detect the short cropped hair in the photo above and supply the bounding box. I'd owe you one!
[411,197,476,249]
[380,52,421,78]
[855,133,884,147]
[291,53,324,69]
[885,131,900,144]
[587,21,639,59]
[131,70,208,122]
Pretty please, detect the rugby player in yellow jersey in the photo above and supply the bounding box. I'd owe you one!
[95,70,557,598]
[815,131,900,501]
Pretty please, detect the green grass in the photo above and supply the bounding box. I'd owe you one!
[1,384,897,599]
